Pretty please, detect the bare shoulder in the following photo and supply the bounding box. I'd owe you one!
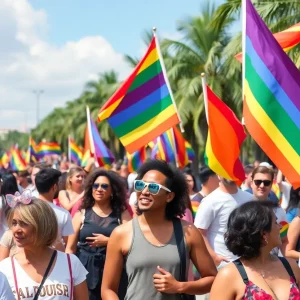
[217,262,240,279]
[181,219,200,237]
[111,220,133,255]
[113,219,133,236]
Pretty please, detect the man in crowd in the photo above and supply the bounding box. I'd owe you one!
[250,165,288,255]
[241,164,254,191]
[198,166,219,199]
[35,168,74,251]
[102,160,217,299]
[194,177,253,268]
[17,170,31,191]
[30,163,50,197]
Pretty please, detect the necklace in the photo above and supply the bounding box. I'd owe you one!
[259,272,280,300]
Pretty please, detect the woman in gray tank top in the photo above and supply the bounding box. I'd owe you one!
[101,160,217,299]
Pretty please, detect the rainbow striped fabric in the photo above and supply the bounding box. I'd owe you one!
[87,108,115,168]
[36,142,61,158]
[81,150,91,167]
[25,137,38,164]
[243,0,300,188]
[280,221,289,238]
[126,147,147,173]
[69,137,83,166]
[10,147,27,171]
[98,34,180,154]
[0,152,10,167]
[236,21,300,62]
[204,83,246,183]
[151,126,195,168]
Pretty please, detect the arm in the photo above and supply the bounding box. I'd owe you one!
[210,265,238,300]
[178,224,217,294]
[83,157,95,174]
[199,228,228,266]
[101,226,129,300]
[284,217,300,260]
[59,190,83,211]
[276,170,283,187]
[65,212,82,254]
[74,280,89,300]
[0,246,10,261]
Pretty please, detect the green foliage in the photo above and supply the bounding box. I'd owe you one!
[0,131,29,152]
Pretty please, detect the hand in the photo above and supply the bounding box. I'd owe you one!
[153,266,181,294]
[86,233,108,247]
[213,255,229,267]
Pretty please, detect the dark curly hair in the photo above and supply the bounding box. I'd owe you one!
[225,201,276,260]
[80,169,127,217]
[135,159,188,220]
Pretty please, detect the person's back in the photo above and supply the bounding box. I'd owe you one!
[195,184,253,262]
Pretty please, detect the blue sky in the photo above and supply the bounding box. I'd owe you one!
[29,0,229,57]
[1,0,238,130]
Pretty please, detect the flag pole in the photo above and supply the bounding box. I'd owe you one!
[153,27,184,133]
[201,73,209,125]
[86,106,99,167]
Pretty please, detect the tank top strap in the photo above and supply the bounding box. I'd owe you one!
[232,259,249,284]
[278,257,296,282]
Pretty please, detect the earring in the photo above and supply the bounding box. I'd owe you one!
[264,238,268,245]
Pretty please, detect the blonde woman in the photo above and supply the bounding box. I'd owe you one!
[0,191,88,300]
[59,167,85,217]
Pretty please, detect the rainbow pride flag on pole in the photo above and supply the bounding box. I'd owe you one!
[243,0,300,188]
[236,21,300,62]
[98,29,181,154]
[25,137,38,164]
[10,147,27,171]
[202,75,246,183]
[68,136,83,166]
[86,106,115,168]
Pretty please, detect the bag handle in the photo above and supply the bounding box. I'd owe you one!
[67,254,73,300]
[11,256,20,300]
[33,250,57,300]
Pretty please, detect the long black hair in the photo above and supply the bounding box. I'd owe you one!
[80,169,127,216]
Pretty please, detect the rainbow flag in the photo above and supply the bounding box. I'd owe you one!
[243,0,300,189]
[69,137,83,166]
[87,107,115,168]
[10,147,27,171]
[203,80,246,183]
[81,150,91,167]
[36,142,61,157]
[98,33,181,154]
[0,152,10,167]
[191,200,200,219]
[151,126,195,168]
[280,221,289,238]
[236,21,300,62]
[25,137,38,164]
[126,147,147,173]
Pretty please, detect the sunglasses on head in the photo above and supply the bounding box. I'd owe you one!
[134,180,171,195]
[92,183,110,190]
[254,179,272,187]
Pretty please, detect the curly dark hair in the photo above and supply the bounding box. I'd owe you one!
[80,169,127,217]
[225,201,276,260]
[135,159,188,220]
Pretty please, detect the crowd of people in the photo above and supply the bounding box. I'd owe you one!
[0,157,299,299]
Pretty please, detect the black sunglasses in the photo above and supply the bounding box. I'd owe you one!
[254,180,272,187]
[92,183,110,190]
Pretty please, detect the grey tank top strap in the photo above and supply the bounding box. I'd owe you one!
[125,218,188,300]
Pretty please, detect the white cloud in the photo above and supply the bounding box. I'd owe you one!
[0,0,131,131]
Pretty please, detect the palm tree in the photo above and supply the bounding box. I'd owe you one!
[161,2,237,172]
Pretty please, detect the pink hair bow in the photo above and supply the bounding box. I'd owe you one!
[5,189,33,208]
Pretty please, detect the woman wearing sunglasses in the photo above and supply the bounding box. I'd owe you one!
[66,169,131,300]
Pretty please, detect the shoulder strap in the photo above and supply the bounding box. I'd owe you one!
[33,250,57,300]
[67,254,73,300]
[11,256,20,300]
[232,259,249,284]
[173,218,186,282]
[278,257,296,282]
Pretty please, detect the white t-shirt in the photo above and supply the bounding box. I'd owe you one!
[0,251,87,300]
[129,192,137,206]
[194,188,253,261]
[47,202,74,243]
[280,181,292,210]
[0,271,14,300]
